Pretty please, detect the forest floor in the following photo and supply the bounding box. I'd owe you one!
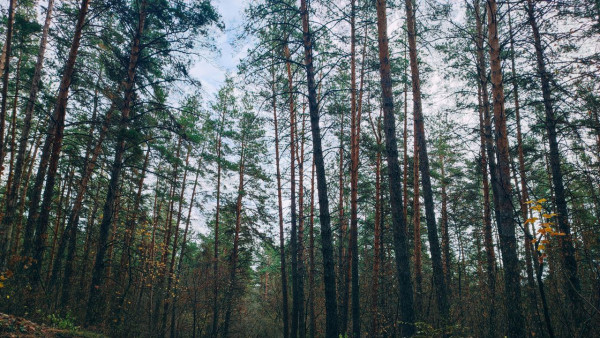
[0,313,105,337]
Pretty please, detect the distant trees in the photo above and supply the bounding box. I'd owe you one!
[0,0,598,337]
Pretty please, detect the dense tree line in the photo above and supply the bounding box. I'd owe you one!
[0,0,598,337]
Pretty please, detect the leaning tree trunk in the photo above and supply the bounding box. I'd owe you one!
[375,0,415,335]
[405,0,449,322]
[0,0,55,259]
[0,0,17,201]
[85,0,147,325]
[299,0,339,336]
[28,0,91,285]
[486,0,526,335]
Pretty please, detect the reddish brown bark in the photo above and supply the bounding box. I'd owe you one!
[1,0,55,253]
[29,0,91,284]
[86,0,147,324]
[486,0,526,335]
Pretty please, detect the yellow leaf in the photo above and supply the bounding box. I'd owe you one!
[531,205,543,212]
[542,213,558,219]
[538,244,546,251]
[0,282,3,288]
[525,200,536,204]
[531,239,537,244]
[554,232,566,236]
[541,240,549,244]
[537,198,547,203]
[525,218,538,224]
[538,228,547,234]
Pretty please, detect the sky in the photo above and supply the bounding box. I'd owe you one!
[189,0,248,96]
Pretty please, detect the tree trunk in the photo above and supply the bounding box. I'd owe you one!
[85,0,147,325]
[299,0,339,335]
[308,159,316,338]
[405,0,449,322]
[348,1,361,335]
[283,41,300,338]
[272,62,290,338]
[222,140,246,338]
[171,154,201,338]
[412,110,423,320]
[486,0,526,335]
[526,0,582,324]
[440,155,451,290]
[211,106,226,337]
[508,7,539,331]
[29,0,91,285]
[375,0,415,335]
[370,114,382,337]
[3,53,21,213]
[52,103,115,305]
[295,112,306,338]
[0,0,17,200]
[0,0,55,258]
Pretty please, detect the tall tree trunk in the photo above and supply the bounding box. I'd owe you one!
[477,82,497,335]
[283,40,301,338]
[52,102,114,304]
[4,53,22,209]
[369,113,382,337]
[486,0,526,335]
[440,155,451,290]
[211,107,226,337]
[1,0,54,258]
[0,0,17,202]
[508,7,539,330]
[308,159,316,338]
[299,0,339,335]
[526,0,582,324]
[348,1,361,335]
[413,123,423,318]
[295,112,306,338]
[272,62,290,338]
[28,0,91,284]
[405,0,449,322]
[338,99,348,337]
[222,140,246,338]
[162,143,189,336]
[171,153,202,338]
[85,0,147,325]
[375,0,415,335]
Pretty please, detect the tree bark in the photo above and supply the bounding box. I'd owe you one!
[375,0,415,335]
[85,0,147,325]
[1,0,55,257]
[526,0,582,324]
[348,1,361,335]
[404,0,449,322]
[0,0,17,199]
[272,62,290,338]
[486,0,526,335]
[299,0,339,336]
[283,40,301,338]
[29,0,91,284]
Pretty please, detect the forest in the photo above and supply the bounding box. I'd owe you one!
[0,0,598,337]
